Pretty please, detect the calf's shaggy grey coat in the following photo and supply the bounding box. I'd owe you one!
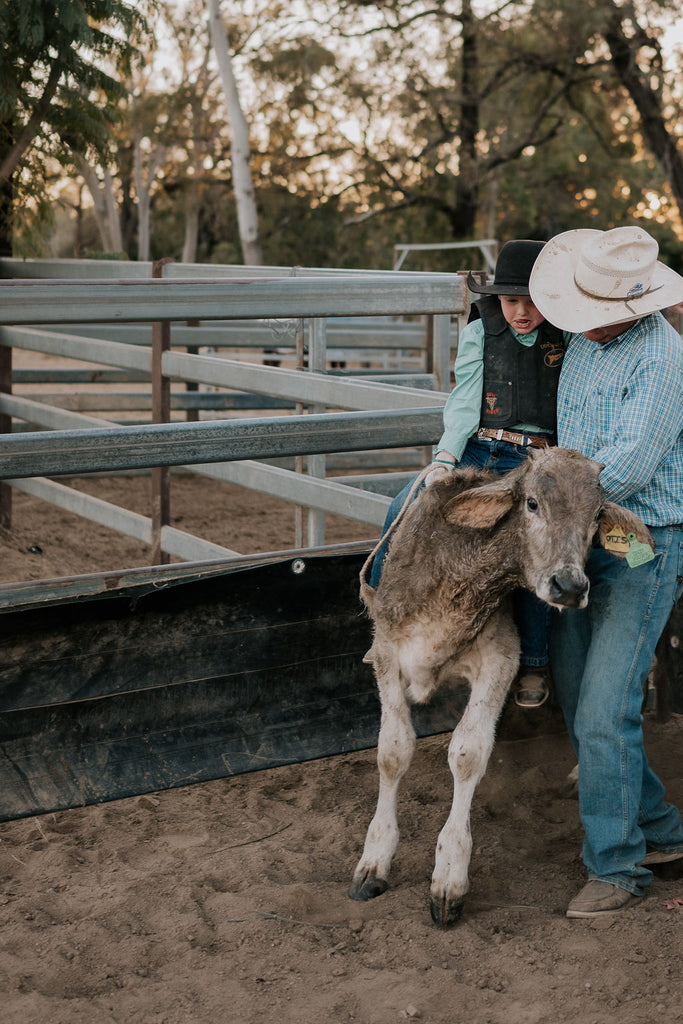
[350,447,653,926]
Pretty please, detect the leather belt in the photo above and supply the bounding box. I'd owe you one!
[477,427,553,449]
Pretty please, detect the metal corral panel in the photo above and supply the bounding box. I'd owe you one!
[0,548,470,822]
[4,544,671,823]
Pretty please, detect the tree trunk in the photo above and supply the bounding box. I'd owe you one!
[450,0,480,240]
[604,11,683,221]
[182,203,200,264]
[0,169,12,257]
[74,157,126,254]
[206,0,263,265]
[103,169,124,254]
[0,58,64,186]
[0,115,15,256]
[134,137,151,262]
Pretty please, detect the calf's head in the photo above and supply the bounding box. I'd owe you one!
[441,448,654,610]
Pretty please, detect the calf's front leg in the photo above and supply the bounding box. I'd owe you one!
[349,669,415,901]
[430,626,517,926]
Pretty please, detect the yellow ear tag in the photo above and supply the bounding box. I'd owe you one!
[604,525,630,553]
[625,533,655,568]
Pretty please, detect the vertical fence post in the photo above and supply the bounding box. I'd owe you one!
[432,313,453,394]
[294,319,306,548]
[151,259,172,564]
[306,316,327,547]
[421,314,435,468]
[185,319,200,423]
[424,314,434,377]
[0,344,12,529]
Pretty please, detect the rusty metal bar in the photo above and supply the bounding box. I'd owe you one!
[0,345,12,529]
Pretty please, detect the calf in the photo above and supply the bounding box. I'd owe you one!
[350,448,653,927]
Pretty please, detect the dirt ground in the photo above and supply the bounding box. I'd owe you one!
[1,478,682,1024]
[0,473,376,585]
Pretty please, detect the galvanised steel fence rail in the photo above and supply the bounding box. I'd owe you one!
[0,261,466,569]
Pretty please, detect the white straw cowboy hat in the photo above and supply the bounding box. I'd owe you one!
[529,226,683,333]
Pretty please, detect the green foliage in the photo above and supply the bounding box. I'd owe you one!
[82,249,130,260]
[0,0,155,253]
[7,0,683,268]
[11,189,54,258]
[0,1,151,122]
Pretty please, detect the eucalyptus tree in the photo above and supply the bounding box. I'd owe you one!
[206,0,263,263]
[298,0,597,246]
[312,0,683,252]
[0,0,154,256]
[156,0,683,264]
[591,0,683,226]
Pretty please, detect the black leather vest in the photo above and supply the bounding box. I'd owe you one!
[474,295,565,433]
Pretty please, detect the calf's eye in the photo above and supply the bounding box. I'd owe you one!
[527,497,538,512]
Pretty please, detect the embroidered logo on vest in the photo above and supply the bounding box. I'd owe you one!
[543,348,565,368]
[485,393,499,414]
[540,340,565,369]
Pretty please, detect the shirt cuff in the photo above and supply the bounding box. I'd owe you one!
[432,450,456,466]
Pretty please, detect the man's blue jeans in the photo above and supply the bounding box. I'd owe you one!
[368,437,550,667]
[550,525,683,893]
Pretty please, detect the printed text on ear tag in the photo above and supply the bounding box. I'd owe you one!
[625,533,655,568]
[604,525,630,553]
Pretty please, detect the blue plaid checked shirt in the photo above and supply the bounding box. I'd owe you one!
[557,311,683,526]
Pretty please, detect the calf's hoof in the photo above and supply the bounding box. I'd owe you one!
[430,893,466,928]
[348,875,389,901]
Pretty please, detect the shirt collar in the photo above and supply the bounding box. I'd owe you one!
[510,326,539,343]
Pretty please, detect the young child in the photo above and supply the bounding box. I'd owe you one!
[370,239,569,708]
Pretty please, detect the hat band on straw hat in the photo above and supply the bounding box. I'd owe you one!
[573,276,665,315]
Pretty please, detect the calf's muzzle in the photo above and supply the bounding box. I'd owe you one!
[548,567,590,608]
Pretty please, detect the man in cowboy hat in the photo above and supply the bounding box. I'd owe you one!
[530,225,683,918]
[369,239,570,709]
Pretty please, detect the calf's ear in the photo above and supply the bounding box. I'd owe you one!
[443,480,515,528]
[597,502,655,557]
